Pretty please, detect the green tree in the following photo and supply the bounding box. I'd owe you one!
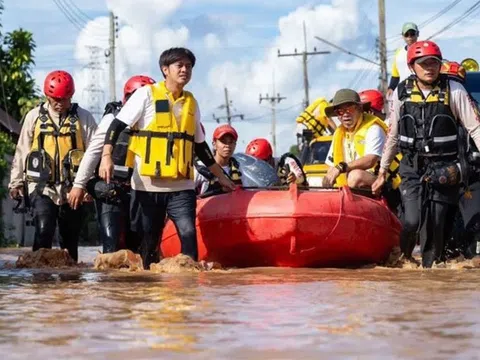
[0,29,40,122]
[0,0,41,123]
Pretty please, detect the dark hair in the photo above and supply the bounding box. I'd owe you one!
[159,47,196,77]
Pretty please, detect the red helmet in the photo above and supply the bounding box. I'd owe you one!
[359,89,384,113]
[213,124,238,141]
[441,60,466,82]
[123,75,155,103]
[43,70,75,99]
[407,40,442,65]
[245,138,273,161]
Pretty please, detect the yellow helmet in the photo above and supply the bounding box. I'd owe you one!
[461,58,479,72]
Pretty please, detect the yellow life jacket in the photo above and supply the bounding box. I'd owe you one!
[332,113,402,188]
[26,103,84,185]
[126,81,196,179]
[296,97,332,137]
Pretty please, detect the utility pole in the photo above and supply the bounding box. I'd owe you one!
[378,0,388,99]
[278,21,330,109]
[213,87,244,125]
[107,11,116,102]
[259,88,286,156]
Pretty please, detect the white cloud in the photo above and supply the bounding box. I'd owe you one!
[200,0,371,153]
[204,33,221,50]
[68,0,374,152]
[336,58,377,71]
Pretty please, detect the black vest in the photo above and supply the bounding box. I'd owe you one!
[398,75,458,157]
[195,157,242,193]
[100,101,132,182]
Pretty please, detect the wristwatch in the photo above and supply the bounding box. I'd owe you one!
[335,162,348,173]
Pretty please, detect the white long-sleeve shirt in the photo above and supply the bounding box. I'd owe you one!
[73,113,115,189]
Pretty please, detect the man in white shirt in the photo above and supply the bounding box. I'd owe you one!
[322,89,386,188]
[97,47,235,268]
[387,22,419,99]
[68,75,156,254]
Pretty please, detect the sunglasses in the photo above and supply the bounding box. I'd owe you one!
[403,31,417,38]
[335,104,358,116]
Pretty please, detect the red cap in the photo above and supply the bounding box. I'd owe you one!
[213,124,238,141]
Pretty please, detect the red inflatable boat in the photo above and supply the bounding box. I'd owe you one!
[160,184,401,268]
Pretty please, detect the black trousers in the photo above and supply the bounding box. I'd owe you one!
[32,194,85,262]
[95,195,140,254]
[399,158,459,268]
[130,189,197,269]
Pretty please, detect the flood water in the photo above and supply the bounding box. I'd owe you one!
[0,247,479,359]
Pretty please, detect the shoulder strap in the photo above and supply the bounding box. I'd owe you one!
[437,75,449,104]
[37,103,50,149]
[230,156,240,169]
[397,80,408,102]
[68,103,79,149]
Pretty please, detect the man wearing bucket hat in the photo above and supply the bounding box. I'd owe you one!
[387,22,420,99]
[322,89,388,189]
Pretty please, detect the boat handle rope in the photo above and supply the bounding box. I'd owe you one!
[323,186,346,243]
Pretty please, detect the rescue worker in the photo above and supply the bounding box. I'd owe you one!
[387,22,420,98]
[372,40,480,268]
[441,60,480,258]
[295,97,336,152]
[8,70,97,262]
[194,124,243,195]
[97,47,235,269]
[322,89,387,189]
[68,75,156,254]
[245,138,307,185]
[359,89,386,120]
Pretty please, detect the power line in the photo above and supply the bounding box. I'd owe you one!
[52,0,108,39]
[314,36,379,66]
[64,0,94,22]
[419,0,463,28]
[386,0,463,42]
[427,1,480,40]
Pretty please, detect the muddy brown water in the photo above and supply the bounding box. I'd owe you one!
[0,247,479,359]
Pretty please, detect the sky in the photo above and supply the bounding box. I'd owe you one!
[2,0,480,154]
